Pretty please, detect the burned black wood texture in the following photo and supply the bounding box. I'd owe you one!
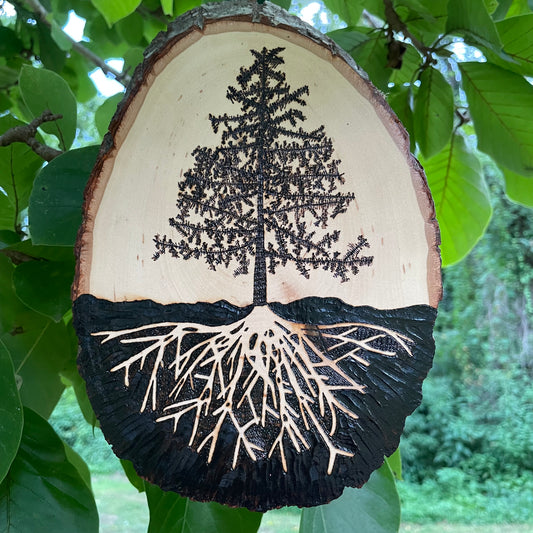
[74,294,436,511]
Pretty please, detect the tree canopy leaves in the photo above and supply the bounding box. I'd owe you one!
[0,0,532,530]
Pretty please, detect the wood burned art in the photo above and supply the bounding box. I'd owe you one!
[72,1,441,512]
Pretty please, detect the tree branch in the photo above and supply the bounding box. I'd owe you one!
[14,0,132,86]
[0,110,64,161]
[382,0,433,59]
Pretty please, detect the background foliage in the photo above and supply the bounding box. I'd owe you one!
[1,0,532,531]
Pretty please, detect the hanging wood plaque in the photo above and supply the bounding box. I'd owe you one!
[73,1,441,511]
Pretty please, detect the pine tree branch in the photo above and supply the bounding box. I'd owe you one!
[0,110,63,161]
[13,0,131,86]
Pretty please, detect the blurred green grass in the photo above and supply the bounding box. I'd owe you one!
[92,472,533,533]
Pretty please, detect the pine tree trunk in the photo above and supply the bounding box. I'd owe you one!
[253,178,267,305]
[253,55,268,306]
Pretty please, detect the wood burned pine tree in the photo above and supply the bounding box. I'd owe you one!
[93,47,415,475]
[152,47,373,304]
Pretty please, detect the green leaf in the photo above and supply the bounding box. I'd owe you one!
[0,230,20,249]
[145,483,262,533]
[0,65,19,89]
[116,12,145,46]
[19,65,77,150]
[124,47,145,75]
[270,0,291,10]
[63,441,92,490]
[420,133,492,266]
[50,20,73,52]
[120,459,145,493]
[3,318,73,419]
[91,0,142,26]
[503,167,533,207]
[343,33,391,90]
[356,0,385,19]
[29,146,99,246]
[62,56,97,103]
[61,324,98,427]
[0,27,22,57]
[37,22,66,73]
[328,27,370,53]
[506,0,532,18]
[94,94,123,138]
[413,67,454,158]
[0,115,43,232]
[389,44,421,86]
[496,14,533,76]
[403,0,448,44]
[322,1,364,25]
[13,260,75,322]
[385,448,402,481]
[160,0,173,16]
[0,408,98,533]
[446,0,503,52]
[299,462,400,533]
[459,61,533,176]
[387,85,416,153]
[0,341,23,484]
[0,254,74,418]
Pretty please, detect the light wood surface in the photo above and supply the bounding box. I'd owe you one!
[74,10,441,310]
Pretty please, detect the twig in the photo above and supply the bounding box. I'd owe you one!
[13,0,131,86]
[0,249,46,264]
[0,110,64,161]
[383,0,433,60]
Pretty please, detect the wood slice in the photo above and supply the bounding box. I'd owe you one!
[73,0,441,511]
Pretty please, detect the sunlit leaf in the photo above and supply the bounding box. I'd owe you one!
[496,14,533,76]
[446,0,503,52]
[322,1,364,25]
[403,0,448,43]
[145,483,262,533]
[413,67,454,158]
[13,260,75,322]
[503,167,533,207]
[0,341,23,484]
[505,0,532,18]
[0,408,98,533]
[91,0,142,26]
[420,133,492,266]
[385,448,402,481]
[160,0,173,16]
[19,65,77,150]
[460,61,533,176]
[29,146,99,246]
[299,462,400,533]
